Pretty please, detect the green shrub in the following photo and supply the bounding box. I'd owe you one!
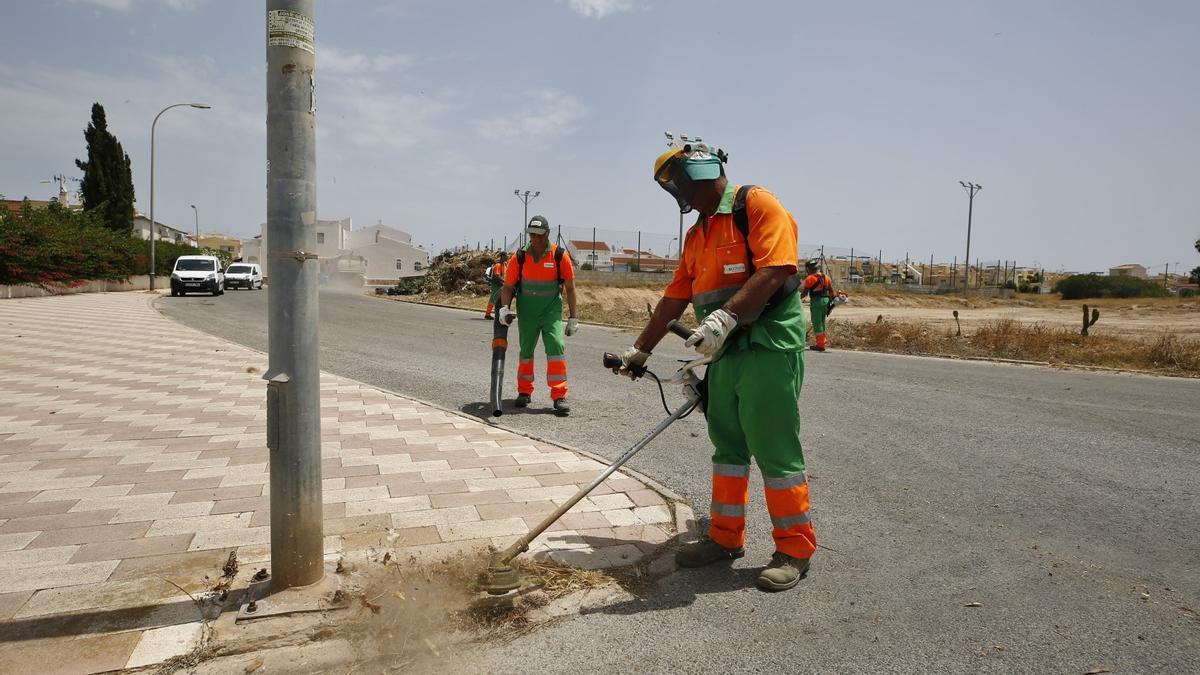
[1055,273,1169,300]
[0,200,138,286]
[0,199,206,286]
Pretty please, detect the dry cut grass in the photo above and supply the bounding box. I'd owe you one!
[829,317,1200,376]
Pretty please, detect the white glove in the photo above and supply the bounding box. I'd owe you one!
[620,346,651,378]
[685,308,738,356]
[565,317,580,336]
[498,307,515,326]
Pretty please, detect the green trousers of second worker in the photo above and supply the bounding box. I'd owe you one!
[705,344,817,560]
[809,296,829,349]
[516,311,567,399]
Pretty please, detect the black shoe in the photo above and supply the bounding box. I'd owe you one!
[675,537,744,568]
[514,394,530,408]
[553,398,570,414]
[809,346,826,352]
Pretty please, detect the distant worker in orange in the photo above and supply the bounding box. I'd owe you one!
[498,216,579,415]
[484,254,506,320]
[800,258,833,351]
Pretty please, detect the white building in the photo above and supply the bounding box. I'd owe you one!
[567,239,618,269]
[132,212,190,246]
[242,218,428,285]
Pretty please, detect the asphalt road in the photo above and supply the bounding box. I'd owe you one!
[158,289,1200,673]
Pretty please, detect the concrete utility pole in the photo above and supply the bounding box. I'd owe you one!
[514,189,539,248]
[149,102,210,289]
[959,181,982,292]
[266,0,322,590]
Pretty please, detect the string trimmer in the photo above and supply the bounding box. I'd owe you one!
[478,320,706,595]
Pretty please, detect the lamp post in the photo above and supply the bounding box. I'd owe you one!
[190,204,199,247]
[150,102,210,289]
[513,189,540,248]
[958,180,982,292]
[666,236,678,260]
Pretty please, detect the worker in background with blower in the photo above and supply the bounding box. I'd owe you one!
[619,137,817,591]
[499,216,579,414]
[483,253,506,320]
[801,258,833,351]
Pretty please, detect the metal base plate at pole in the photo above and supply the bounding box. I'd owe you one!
[235,573,349,623]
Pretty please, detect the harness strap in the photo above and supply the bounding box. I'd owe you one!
[732,185,801,313]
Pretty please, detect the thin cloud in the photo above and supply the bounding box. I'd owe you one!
[474,90,588,142]
[563,0,644,19]
[320,45,416,75]
[68,0,202,10]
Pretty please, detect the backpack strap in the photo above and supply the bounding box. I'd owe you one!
[731,185,801,315]
[515,250,526,294]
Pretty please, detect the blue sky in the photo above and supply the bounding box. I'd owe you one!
[1,0,1197,272]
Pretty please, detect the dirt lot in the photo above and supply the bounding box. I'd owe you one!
[408,283,1200,342]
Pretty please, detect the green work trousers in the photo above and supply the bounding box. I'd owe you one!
[808,295,829,340]
[706,344,807,477]
[515,295,567,398]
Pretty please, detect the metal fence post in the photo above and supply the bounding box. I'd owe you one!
[266,0,323,589]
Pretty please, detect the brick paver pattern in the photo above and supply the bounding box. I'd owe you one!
[0,293,674,624]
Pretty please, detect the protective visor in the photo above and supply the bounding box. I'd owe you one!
[655,157,694,214]
[655,154,723,214]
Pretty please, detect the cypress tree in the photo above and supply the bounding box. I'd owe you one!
[75,103,136,234]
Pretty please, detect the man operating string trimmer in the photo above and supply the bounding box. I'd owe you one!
[619,136,817,591]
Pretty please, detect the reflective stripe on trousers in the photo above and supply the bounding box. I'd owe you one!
[517,358,535,395]
[763,470,816,559]
[709,463,750,550]
[546,354,568,400]
[707,464,816,559]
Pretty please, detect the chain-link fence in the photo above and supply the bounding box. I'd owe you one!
[445,226,1039,292]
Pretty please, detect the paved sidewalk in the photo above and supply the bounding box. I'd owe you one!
[0,292,683,673]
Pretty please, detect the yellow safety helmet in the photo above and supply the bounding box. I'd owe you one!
[653,148,684,184]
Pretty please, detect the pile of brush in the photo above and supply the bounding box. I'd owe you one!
[421,249,504,295]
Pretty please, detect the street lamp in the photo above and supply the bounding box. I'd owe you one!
[190,204,199,248]
[150,102,210,290]
[666,236,678,260]
[513,189,540,247]
[958,180,982,291]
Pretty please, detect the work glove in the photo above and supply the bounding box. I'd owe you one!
[685,308,738,357]
[619,346,651,379]
[498,307,515,326]
[565,316,580,336]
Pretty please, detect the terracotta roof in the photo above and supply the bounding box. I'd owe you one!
[568,240,611,251]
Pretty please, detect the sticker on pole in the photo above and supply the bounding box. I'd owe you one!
[267,9,314,54]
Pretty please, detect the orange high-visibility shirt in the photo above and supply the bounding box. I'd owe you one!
[503,243,575,287]
[803,273,831,295]
[665,185,798,311]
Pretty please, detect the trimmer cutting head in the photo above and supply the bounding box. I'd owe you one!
[479,559,522,596]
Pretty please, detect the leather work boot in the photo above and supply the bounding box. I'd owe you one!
[514,393,531,408]
[675,537,744,568]
[553,398,570,415]
[756,552,810,591]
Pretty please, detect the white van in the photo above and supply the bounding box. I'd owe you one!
[170,255,224,296]
[224,263,263,290]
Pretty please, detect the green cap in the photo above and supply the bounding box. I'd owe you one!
[527,215,550,235]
